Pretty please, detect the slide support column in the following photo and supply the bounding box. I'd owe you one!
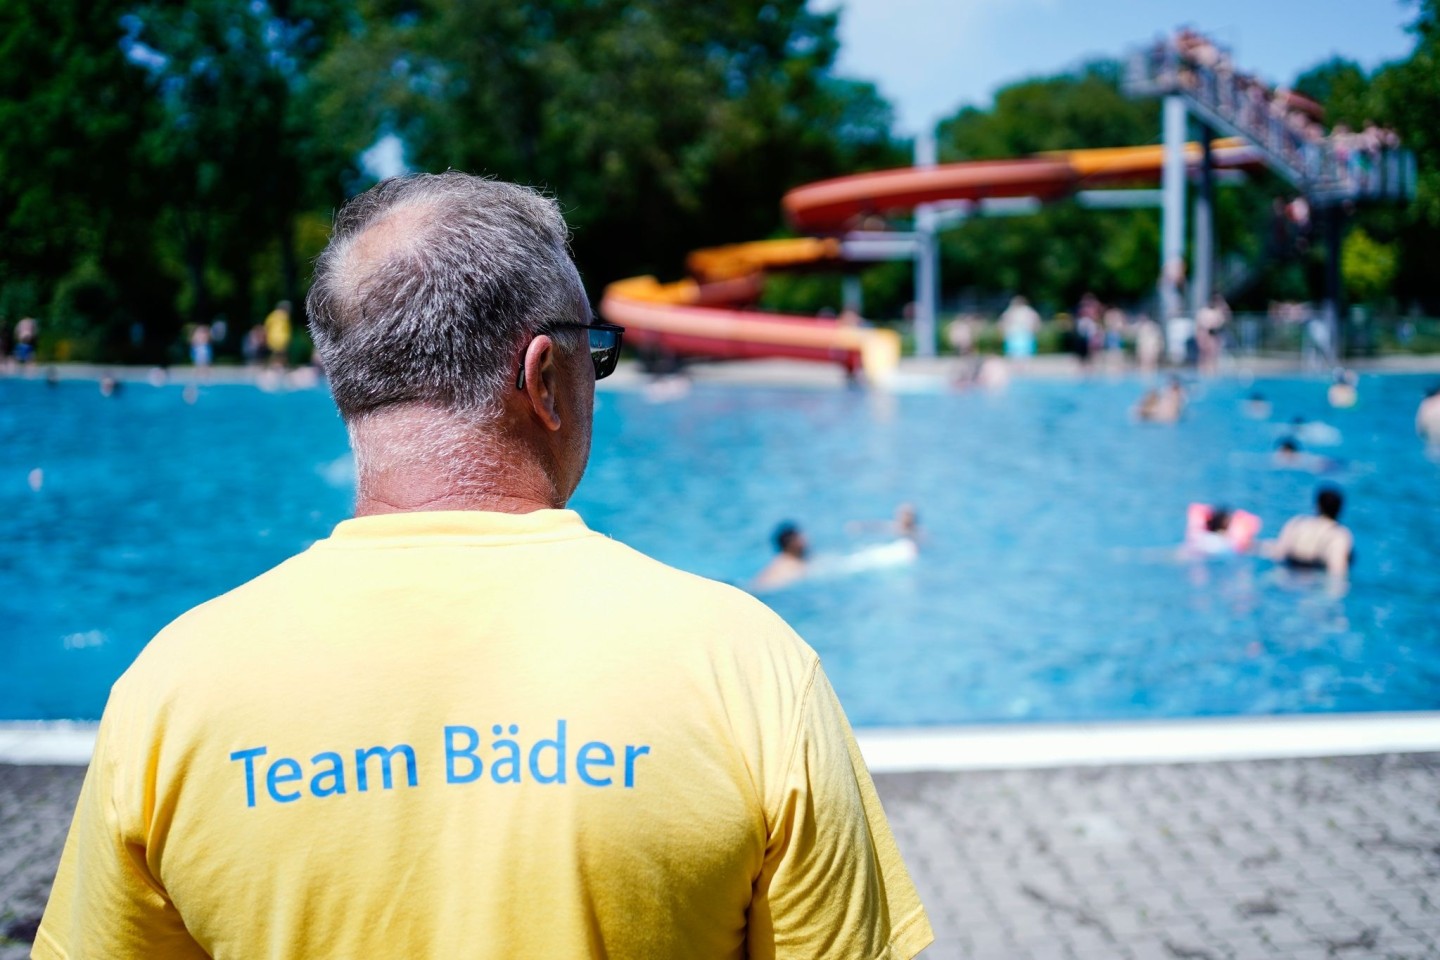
[842,274,864,316]
[1160,95,1187,321]
[1323,204,1345,363]
[913,131,939,357]
[1191,126,1215,318]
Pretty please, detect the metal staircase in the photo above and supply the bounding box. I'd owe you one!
[1126,40,1414,207]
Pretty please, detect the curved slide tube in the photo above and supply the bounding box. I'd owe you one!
[601,140,1260,381]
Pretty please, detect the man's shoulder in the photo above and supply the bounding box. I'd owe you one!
[119,552,313,681]
[589,536,814,648]
[134,532,814,668]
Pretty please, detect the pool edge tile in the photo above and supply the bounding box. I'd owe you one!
[857,711,1440,772]
[0,721,99,765]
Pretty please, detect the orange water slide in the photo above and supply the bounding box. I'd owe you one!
[600,139,1261,379]
[782,138,1257,232]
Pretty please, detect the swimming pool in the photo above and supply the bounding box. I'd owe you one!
[2,371,1437,724]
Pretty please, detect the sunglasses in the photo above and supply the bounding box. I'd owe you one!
[515,320,625,390]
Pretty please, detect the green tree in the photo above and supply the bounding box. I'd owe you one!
[939,60,1157,160]
[1342,228,1398,303]
[123,0,346,332]
[0,0,173,359]
[312,0,902,288]
[1374,0,1440,227]
[1293,58,1377,131]
[934,61,1176,311]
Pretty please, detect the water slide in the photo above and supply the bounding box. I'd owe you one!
[600,140,1261,380]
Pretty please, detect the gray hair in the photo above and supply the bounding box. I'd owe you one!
[306,172,586,422]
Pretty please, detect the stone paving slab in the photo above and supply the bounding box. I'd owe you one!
[2,754,1437,959]
[881,753,1440,960]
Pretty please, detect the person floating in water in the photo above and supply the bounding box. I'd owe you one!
[848,502,922,544]
[1135,377,1185,423]
[1273,437,1341,474]
[894,503,920,541]
[1183,503,1260,557]
[752,522,809,591]
[1265,485,1354,579]
[1274,437,1301,465]
[1327,369,1358,409]
[1417,385,1440,443]
[1243,391,1272,419]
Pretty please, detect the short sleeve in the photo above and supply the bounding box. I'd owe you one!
[34,703,207,960]
[748,665,933,960]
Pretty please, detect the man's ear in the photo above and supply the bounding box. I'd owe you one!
[521,335,563,431]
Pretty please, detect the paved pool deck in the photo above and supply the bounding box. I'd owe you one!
[2,718,1438,959]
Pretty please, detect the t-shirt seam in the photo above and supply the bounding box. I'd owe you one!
[102,709,170,905]
[33,924,67,959]
[766,657,822,829]
[885,904,930,947]
[311,530,602,551]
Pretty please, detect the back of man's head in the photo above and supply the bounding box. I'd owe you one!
[1316,485,1343,520]
[307,172,584,424]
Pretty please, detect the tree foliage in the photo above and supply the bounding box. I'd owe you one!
[934,62,1175,312]
[312,0,900,285]
[1294,1,1440,307]
[0,0,171,357]
[3,0,1439,360]
[1342,228,1399,304]
[931,29,1440,316]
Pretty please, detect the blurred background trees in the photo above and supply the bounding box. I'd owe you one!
[1,0,1438,361]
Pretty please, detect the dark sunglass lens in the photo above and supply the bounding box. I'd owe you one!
[598,347,617,380]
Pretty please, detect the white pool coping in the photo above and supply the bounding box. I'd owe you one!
[4,712,1440,771]
[856,712,1440,773]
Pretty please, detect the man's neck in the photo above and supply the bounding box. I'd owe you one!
[349,406,561,517]
[354,487,559,517]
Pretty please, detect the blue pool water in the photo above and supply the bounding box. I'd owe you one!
[2,372,1437,724]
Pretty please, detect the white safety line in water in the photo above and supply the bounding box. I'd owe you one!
[3,712,1440,770]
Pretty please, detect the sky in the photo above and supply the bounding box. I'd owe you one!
[818,0,1418,135]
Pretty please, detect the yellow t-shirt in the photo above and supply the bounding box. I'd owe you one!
[37,510,932,959]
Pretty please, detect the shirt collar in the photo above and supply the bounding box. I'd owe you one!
[319,509,593,548]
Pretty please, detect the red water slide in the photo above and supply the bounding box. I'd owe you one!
[600,141,1260,380]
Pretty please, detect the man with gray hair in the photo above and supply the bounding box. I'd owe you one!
[37,172,932,959]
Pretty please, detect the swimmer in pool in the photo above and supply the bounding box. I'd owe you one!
[1243,391,1272,419]
[848,502,922,543]
[752,522,809,591]
[1135,378,1185,423]
[1265,486,1354,579]
[1185,507,1233,556]
[895,503,920,540]
[1182,503,1261,557]
[1273,437,1340,473]
[1327,369,1358,409]
[1417,386,1440,442]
